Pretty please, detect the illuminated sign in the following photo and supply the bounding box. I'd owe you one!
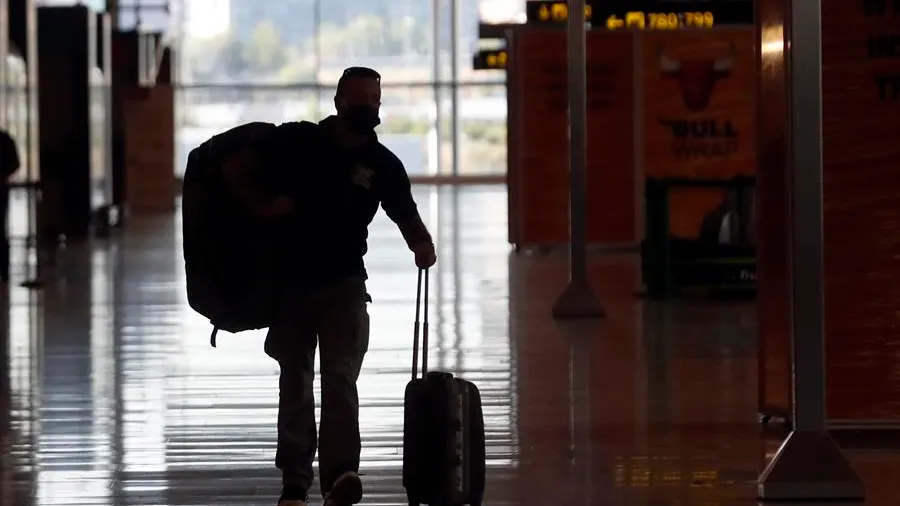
[598,0,755,27]
[606,11,716,31]
[472,49,509,70]
[525,1,593,24]
[525,1,754,28]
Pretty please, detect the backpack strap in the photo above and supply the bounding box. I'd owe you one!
[210,326,219,347]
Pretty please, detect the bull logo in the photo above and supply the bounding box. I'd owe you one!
[658,44,737,112]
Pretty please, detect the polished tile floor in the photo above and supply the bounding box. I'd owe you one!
[0,186,896,505]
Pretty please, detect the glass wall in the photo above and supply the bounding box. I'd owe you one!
[4,51,31,186]
[170,0,519,179]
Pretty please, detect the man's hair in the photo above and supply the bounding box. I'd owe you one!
[335,66,381,97]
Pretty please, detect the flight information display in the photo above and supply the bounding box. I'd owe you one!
[473,49,509,70]
[525,0,754,28]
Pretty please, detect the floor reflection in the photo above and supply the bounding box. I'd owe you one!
[0,186,897,505]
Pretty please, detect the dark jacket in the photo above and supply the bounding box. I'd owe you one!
[256,116,420,284]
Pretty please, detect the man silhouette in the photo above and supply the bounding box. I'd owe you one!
[220,66,437,506]
[0,128,20,282]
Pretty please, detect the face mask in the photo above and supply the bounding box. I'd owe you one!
[340,105,381,135]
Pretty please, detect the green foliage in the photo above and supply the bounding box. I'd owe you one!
[179,9,507,174]
[242,20,288,73]
[379,117,430,135]
[463,122,505,144]
[369,117,505,144]
[182,14,430,83]
[315,16,430,59]
[182,30,247,81]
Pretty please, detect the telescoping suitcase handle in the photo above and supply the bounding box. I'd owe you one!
[412,268,430,381]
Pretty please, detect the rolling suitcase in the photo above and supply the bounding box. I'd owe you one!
[402,268,486,506]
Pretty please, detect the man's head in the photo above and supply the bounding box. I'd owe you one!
[334,66,382,136]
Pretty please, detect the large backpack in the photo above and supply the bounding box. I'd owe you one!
[181,122,283,347]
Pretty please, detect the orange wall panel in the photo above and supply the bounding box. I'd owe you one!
[820,0,900,422]
[124,85,176,213]
[755,0,792,419]
[642,29,757,238]
[643,30,756,179]
[508,28,635,246]
[759,0,900,424]
[507,28,757,247]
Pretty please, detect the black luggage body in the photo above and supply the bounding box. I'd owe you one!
[402,269,486,506]
[403,372,486,506]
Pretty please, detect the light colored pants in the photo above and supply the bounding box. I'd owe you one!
[265,276,370,495]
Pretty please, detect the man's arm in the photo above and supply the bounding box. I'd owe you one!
[397,214,434,250]
[378,152,435,255]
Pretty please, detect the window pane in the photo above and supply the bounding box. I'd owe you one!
[36,0,106,7]
[118,7,170,33]
[117,0,170,32]
[5,52,37,246]
[457,0,523,83]
[462,58,506,84]
[89,68,112,209]
[179,0,315,84]
[439,83,507,175]
[434,85,452,174]
[320,85,437,176]
[174,86,320,177]
[317,0,435,85]
[5,54,32,185]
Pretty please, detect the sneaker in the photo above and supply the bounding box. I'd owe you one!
[323,471,363,506]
